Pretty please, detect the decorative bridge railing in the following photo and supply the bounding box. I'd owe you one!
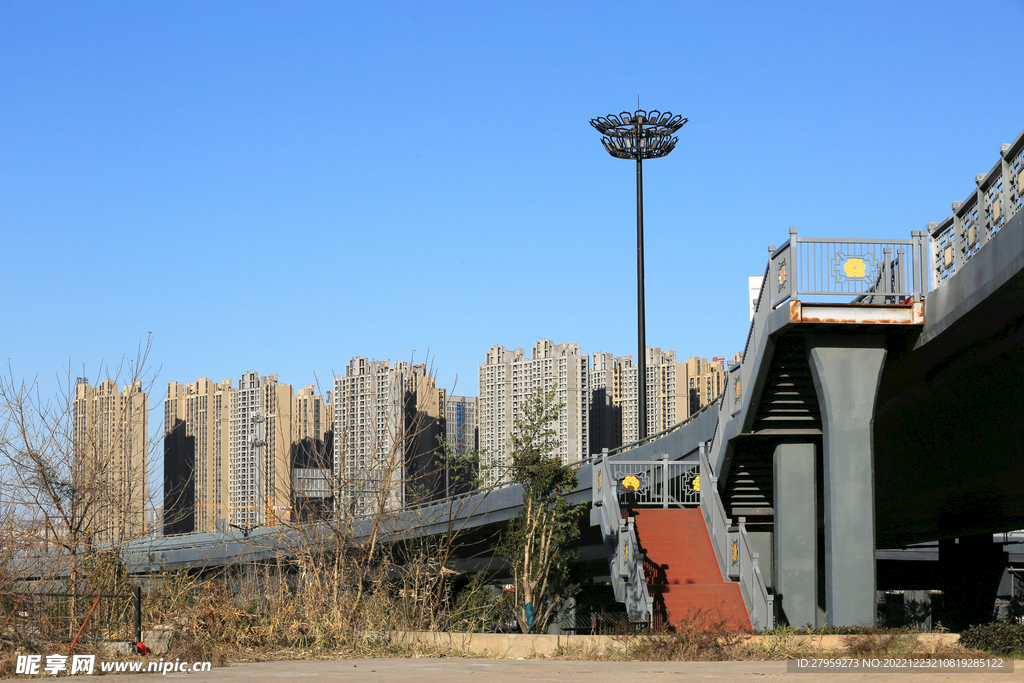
[768,229,929,309]
[608,457,700,508]
[591,452,654,626]
[728,226,928,435]
[930,128,1024,286]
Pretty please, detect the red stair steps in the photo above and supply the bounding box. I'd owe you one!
[631,507,752,632]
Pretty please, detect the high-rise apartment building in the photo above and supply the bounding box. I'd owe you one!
[681,356,728,416]
[332,359,445,511]
[478,345,516,480]
[228,372,296,528]
[73,379,148,543]
[403,370,446,505]
[163,378,232,534]
[589,352,628,454]
[619,347,679,445]
[445,395,477,458]
[290,385,334,519]
[163,382,189,534]
[478,340,589,486]
[292,385,332,449]
[444,395,477,497]
[164,375,333,533]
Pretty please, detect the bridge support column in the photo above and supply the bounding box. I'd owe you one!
[807,335,887,627]
[773,442,818,627]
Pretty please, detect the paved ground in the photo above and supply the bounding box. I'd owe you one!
[107,658,1023,682]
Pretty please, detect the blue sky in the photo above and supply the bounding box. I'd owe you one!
[3,0,1023,411]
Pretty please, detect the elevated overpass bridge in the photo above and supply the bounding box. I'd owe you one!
[95,127,1024,631]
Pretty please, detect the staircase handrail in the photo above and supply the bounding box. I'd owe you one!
[591,452,654,625]
[734,518,774,631]
[622,515,652,623]
[698,443,729,579]
[708,257,774,471]
[699,442,774,630]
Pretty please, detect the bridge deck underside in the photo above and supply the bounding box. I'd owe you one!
[874,268,1024,547]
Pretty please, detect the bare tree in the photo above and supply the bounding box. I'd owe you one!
[0,338,158,617]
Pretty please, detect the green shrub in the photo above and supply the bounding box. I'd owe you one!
[959,623,1024,656]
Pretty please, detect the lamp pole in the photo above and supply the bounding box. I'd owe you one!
[591,109,686,441]
[635,122,646,441]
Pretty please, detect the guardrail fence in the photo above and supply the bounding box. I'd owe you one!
[1,588,142,647]
[929,128,1024,287]
[698,443,774,630]
[608,457,699,508]
[769,228,928,308]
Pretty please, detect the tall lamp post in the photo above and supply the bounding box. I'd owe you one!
[590,109,686,440]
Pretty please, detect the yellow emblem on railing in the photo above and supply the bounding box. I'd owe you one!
[842,257,867,278]
[622,475,640,492]
[692,475,700,492]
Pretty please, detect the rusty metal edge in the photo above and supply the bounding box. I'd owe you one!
[791,300,924,326]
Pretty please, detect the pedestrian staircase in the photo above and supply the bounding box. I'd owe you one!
[590,448,773,631]
[632,507,751,631]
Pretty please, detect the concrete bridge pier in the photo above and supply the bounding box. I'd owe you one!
[807,335,887,627]
[773,442,819,627]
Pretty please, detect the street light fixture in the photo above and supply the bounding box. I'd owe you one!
[590,109,687,441]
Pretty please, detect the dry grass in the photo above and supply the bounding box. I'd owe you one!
[741,625,991,662]
[544,631,990,662]
[542,612,993,663]
[0,633,39,678]
[137,553,507,660]
[229,637,481,663]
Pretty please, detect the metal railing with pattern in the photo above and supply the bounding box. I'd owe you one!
[590,452,654,626]
[930,128,1024,287]
[608,457,700,508]
[768,228,928,309]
